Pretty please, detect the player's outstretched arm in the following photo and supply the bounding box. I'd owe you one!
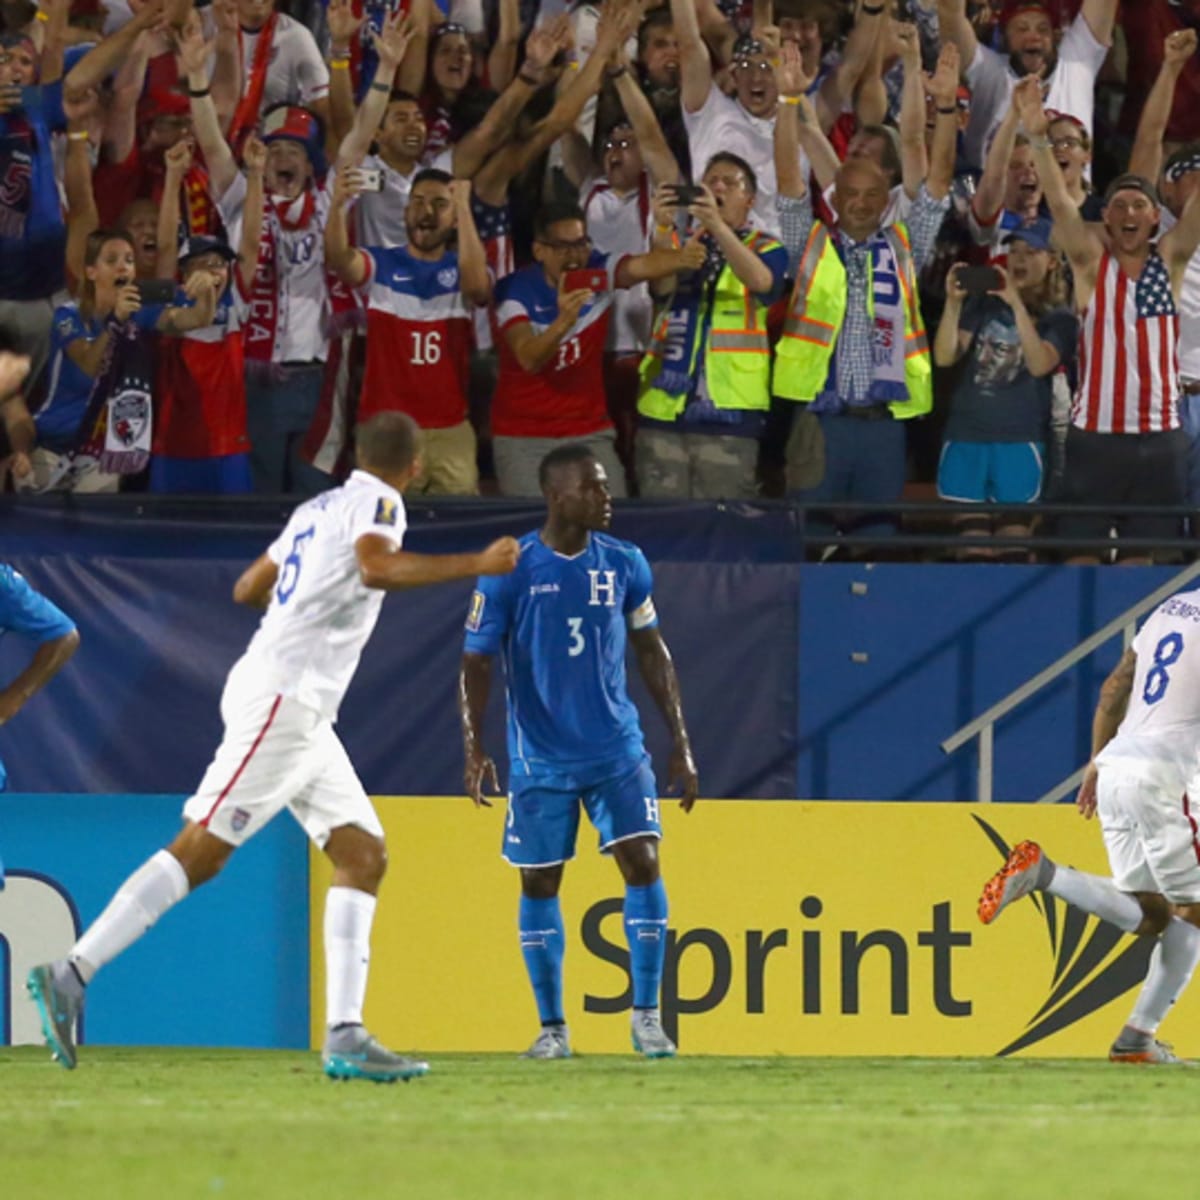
[630,626,698,811]
[0,627,80,726]
[233,553,279,609]
[356,536,520,592]
[459,652,500,808]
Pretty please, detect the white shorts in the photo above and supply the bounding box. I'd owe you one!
[181,662,384,849]
[1097,764,1200,904]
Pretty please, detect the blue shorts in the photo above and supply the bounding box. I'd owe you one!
[502,755,661,868]
[937,441,1044,504]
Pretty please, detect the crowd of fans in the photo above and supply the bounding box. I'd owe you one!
[2,0,1200,559]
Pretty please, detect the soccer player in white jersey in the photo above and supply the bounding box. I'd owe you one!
[27,413,519,1081]
[979,587,1200,1063]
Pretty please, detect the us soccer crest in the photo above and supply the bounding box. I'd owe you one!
[437,267,459,289]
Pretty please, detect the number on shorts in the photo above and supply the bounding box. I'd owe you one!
[276,525,315,605]
[567,616,585,657]
[1143,632,1185,705]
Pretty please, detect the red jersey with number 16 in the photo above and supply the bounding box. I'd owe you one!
[492,253,621,438]
[359,245,472,429]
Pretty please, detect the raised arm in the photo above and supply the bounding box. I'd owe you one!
[672,0,715,114]
[324,163,370,287]
[452,179,491,307]
[1162,185,1200,290]
[238,134,267,290]
[611,45,682,186]
[178,18,238,197]
[1129,29,1197,183]
[155,139,193,280]
[100,29,151,164]
[62,90,99,284]
[487,0,521,91]
[38,0,69,86]
[934,263,971,364]
[853,10,889,127]
[816,1,886,131]
[64,0,167,94]
[630,625,698,810]
[326,0,365,151]
[896,24,927,201]
[1079,0,1118,49]
[924,43,961,202]
[395,0,434,97]
[972,95,1019,223]
[1013,75,1097,271]
[210,0,243,132]
[687,184,774,293]
[335,8,417,168]
[936,0,979,75]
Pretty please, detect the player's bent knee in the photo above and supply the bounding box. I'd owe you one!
[1134,892,1172,936]
[168,823,235,889]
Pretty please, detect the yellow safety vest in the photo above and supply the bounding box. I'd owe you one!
[638,231,777,422]
[773,221,931,420]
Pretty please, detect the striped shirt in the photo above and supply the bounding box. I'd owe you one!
[1073,251,1181,434]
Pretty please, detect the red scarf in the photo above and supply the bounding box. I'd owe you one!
[228,10,279,155]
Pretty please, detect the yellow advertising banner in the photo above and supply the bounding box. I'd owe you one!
[310,799,1187,1057]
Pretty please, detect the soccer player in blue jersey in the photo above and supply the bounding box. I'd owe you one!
[0,563,80,887]
[460,443,698,1059]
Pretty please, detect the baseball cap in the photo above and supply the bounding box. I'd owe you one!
[1002,216,1054,251]
[998,0,1060,26]
[261,104,327,178]
[1102,173,1160,207]
[179,235,239,264]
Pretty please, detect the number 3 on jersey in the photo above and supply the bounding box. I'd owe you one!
[567,616,585,657]
[1143,632,1184,705]
[276,526,315,605]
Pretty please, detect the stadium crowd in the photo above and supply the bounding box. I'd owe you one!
[2,0,1200,556]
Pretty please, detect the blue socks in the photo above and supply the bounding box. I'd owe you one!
[519,896,565,1026]
[624,879,669,1010]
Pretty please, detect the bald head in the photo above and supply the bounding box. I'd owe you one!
[833,158,891,240]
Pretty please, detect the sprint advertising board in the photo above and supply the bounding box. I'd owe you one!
[310,800,1176,1058]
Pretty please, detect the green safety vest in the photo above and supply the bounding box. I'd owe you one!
[638,231,777,422]
[773,221,931,420]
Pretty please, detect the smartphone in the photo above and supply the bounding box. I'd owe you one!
[956,265,1003,296]
[359,167,386,193]
[135,279,178,304]
[562,268,608,295]
[668,183,704,206]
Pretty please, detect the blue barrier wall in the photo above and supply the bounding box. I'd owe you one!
[0,499,1185,802]
[0,794,309,1048]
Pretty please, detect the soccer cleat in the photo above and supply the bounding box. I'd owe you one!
[321,1025,429,1083]
[631,1009,676,1059]
[522,1025,571,1060]
[978,840,1048,926]
[27,962,83,1070]
[1109,1037,1189,1065]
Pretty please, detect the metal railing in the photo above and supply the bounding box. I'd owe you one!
[940,560,1200,803]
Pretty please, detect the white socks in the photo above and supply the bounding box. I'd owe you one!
[1128,917,1200,1035]
[325,886,377,1028]
[1045,866,1144,933]
[70,850,190,983]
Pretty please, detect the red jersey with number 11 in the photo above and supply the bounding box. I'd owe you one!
[492,253,621,438]
[359,245,472,429]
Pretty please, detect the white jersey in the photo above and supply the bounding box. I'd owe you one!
[241,14,330,114]
[1096,588,1200,791]
[237,470,405,720]
[583,174,655,354]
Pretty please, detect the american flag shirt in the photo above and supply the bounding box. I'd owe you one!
[1074,250,1181,434]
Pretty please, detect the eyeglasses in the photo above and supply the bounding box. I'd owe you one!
[733,59,773,73]
[603,137,634,152]
[1051,136,1084,150]
[539,236,592,252]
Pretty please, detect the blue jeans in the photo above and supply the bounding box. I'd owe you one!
[245,364,331,496]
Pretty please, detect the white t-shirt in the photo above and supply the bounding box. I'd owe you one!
[218,173,332,364]
[583,173,655,354]
[1160,207,1200,383]
[239,470,405,720]
[965,13,1107,170]
[241,14,330,115]
[683,83,809,237]
[355,149,454,250]
[1095,590,1200,791]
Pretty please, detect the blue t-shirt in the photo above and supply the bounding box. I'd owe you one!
[0,82,67,301]
[463,530,657,782]
[0,563,76,790]
[35,301,165,452]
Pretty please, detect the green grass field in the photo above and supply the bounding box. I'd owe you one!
[2,1047,1192,1199]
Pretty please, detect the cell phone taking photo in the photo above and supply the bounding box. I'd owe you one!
[668,184,704,206]
[358,167,385,193]
[562,268,608,295]
[135,279,178,304]
[956,266,1003,296]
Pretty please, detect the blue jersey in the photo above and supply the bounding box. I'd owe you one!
[464,531,659,782]
[0,564,76,790]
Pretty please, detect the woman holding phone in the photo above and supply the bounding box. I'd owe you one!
[23,229,217,494]
[933,220,1077,558]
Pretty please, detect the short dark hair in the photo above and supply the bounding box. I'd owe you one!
[411,167,453,189]
[387,88,420,106]
[538,443,596,492]
[356,412,421,474]
[637,7,674,55]
[857,124,902,184]
[704,152,758,195]
[775,0,838,42]
[534,202,587,241]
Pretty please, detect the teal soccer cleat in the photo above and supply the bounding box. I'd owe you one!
[27,962,83,1070]
[322,1025,429,1083]
[631,1009,677,1059]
